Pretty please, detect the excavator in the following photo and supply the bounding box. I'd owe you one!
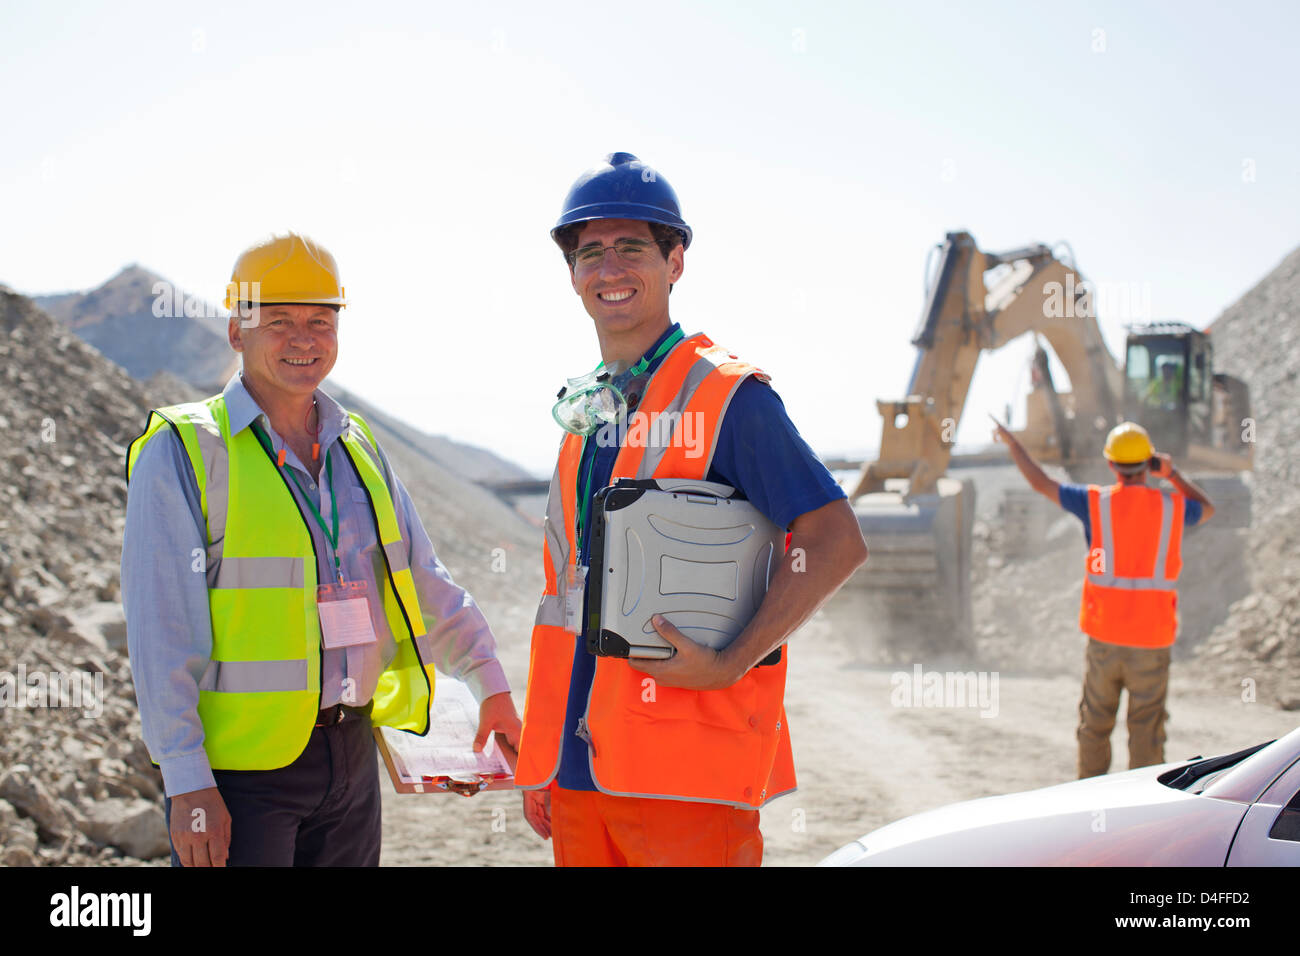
[841,231,1253,652]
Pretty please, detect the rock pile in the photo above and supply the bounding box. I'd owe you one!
[0,290,168,863]
[1191,246,1300,698]
[1207,246,1300,524]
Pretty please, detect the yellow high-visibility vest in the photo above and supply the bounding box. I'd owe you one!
[126,395,436,770]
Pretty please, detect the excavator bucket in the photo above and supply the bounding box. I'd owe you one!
[837,477,976,657]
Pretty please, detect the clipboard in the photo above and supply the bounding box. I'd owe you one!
[373,675,517,796]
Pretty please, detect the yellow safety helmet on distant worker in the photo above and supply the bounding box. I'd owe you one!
[223,232,347,311]
[1103,421,1155,464]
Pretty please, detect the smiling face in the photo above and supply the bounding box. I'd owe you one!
[569,218,683,352]
[228,303,338,407]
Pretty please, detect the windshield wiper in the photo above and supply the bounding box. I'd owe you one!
[1158,740,1274,791]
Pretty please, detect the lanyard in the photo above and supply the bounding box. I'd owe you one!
[576,434,598,547]
[625,326,684,377]
[252,422,344,583]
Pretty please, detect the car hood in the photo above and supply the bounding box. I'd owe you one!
[822,761,1250,866]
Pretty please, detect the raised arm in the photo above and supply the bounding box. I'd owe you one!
[992,416,1060,502]
[1154,453,1216,522]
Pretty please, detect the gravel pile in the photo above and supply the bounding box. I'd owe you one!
[0,290,169,864]
[1206,246,1300,524]
[1186,245,1300,699]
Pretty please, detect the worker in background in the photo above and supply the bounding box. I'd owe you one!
[122,233,521,866]
[993,419,1214,777]
[515,152,868,866]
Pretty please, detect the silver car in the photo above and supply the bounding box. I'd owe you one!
[820,725,1300,866]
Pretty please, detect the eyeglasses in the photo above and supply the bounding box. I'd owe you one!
[566,238,659,269]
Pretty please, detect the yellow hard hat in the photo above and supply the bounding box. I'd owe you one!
[223,232,347,311]
[1103,421,1154,464]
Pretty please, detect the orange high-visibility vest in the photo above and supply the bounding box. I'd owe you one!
[1080,483,1186,648]
[515,333,797,809]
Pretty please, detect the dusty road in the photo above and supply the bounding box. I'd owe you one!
[379,599,1298,866]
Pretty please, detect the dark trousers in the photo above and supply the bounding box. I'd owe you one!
[164,711,381,866]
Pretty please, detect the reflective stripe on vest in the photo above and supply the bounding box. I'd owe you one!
[125,395,435,769]
[1089,486,1179,590]
[1080,483,1185,648]
[530,339,761,630]
[199,659,309,693]
[516,333,797,808]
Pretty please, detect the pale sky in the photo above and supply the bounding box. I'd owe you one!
[3,0,1297,476]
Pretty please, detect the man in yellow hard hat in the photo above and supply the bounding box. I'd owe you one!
[993,418,1215,777]
[122,232,522,866]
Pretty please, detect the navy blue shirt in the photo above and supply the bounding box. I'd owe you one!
[1058,482,1202,547]
[555,323,846,790]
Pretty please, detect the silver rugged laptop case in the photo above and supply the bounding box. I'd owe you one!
[588,478,786,663]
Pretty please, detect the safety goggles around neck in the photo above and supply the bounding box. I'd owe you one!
[553,366,626,436]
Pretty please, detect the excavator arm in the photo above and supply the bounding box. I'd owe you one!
[841,231,1120,653]
[851,231,1119,499]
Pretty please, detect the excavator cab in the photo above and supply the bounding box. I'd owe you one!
[1122,322,1250,470]
[1123,323,1207,457]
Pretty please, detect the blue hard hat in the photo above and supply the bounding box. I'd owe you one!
[552,152,692,250]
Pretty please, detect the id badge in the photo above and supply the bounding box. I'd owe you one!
[317,579,379,649]
[563,564,588,635]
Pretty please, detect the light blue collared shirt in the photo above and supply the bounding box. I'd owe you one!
[122,372,510,797]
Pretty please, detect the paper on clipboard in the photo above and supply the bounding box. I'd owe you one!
[376,675,513,792]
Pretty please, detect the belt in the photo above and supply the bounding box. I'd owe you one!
[315,700,374,727]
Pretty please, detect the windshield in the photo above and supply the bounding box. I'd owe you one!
[1127,338,1187,410]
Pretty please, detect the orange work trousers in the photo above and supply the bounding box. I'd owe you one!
[550,787,763,867]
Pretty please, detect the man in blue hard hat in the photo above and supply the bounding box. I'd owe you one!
[514,152,868,866]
